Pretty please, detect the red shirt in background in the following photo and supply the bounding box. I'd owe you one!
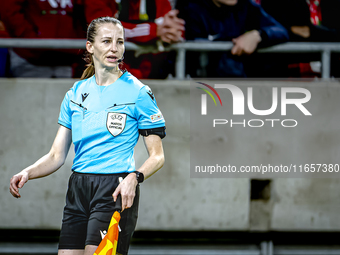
[0,0,86,65]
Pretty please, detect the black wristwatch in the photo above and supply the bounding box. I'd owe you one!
[133,171,144,183]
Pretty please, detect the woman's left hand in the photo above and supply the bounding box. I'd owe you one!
[112,173,138,211]
[112,134,165,211]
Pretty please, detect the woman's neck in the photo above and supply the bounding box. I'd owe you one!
[95,66,122,86]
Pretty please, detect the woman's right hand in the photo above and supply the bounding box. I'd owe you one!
[9,171,28,198]
[8,126,72,198]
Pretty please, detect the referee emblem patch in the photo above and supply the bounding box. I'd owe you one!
[150,112,164,122]
[107,113,127,136]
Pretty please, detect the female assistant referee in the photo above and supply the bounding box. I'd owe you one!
[9,17,166,255]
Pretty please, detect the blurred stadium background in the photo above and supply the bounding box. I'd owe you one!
[1,0,340,254]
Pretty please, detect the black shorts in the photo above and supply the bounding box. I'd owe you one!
[58,171,139,255]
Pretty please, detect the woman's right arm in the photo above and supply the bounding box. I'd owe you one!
[9,126,72,198]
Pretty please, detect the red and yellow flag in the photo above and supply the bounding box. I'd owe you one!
[94,211,121,255]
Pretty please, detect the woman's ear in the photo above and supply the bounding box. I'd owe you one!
[86,41,94,54]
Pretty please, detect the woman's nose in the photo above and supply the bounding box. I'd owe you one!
[110,42,117,51]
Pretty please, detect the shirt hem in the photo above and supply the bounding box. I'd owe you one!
[58,121,71,130]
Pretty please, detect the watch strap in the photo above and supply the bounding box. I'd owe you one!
[133,171,144,183]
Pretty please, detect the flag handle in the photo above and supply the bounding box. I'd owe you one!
[116,177,124,213]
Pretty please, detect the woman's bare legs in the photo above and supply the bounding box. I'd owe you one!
[84,245,123,255]
[58,250,84,255]
[84,245,97,255]
[58,247,98,255]
[58,246,123,255]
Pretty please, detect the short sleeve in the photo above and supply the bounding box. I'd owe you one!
[58,89,72,130]
[135,86,165,130]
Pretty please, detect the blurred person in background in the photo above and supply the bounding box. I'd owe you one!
[260,0,340,42]
[0,14,10,77]
[0,0,86,78]
[84,0,185,79]
[177,0,289,77]
[260,0,340,77]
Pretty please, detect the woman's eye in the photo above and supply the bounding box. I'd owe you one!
[118,41,124,45]
[103,40,110,43]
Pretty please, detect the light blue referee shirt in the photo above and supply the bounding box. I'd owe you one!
[58,72,165,174]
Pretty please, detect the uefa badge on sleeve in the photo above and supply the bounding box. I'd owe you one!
[150,112,164,123]
[106,112,127,136]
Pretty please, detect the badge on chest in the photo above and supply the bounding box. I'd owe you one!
[106,112,127,136]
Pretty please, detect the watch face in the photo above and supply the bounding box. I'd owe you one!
[135,171,144,183]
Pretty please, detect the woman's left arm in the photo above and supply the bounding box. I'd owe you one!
[137,134,165,179]
[113,134,165,211]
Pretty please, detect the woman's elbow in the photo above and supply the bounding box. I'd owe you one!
[49,150,66,168]
[157,154,165,169]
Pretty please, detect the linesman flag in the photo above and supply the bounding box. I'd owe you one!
[94,211,121,255]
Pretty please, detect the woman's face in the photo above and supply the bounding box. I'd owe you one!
[86,23,125,70]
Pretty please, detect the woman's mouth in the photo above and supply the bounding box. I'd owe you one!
[106,56,118,63]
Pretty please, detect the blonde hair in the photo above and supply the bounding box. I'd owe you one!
[81,17,124,80]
